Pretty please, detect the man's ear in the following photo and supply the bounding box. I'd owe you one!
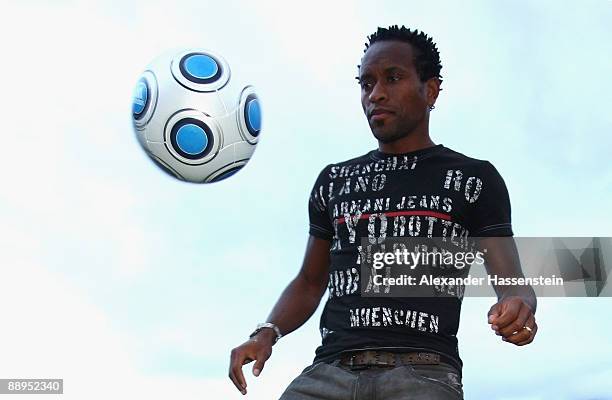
[425,77,441,106]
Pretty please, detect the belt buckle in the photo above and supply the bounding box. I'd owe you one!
[347,354,369,371]
[374,352,385,367]
[376,351,393,367]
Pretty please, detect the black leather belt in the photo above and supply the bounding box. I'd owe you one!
[339,350,441,368]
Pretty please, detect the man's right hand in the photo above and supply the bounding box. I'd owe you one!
[228,329,276,395]
[228,236,331,395]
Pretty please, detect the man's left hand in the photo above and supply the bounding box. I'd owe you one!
[487,296,537,346]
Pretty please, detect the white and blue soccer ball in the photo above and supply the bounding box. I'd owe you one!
[131,48,262,183]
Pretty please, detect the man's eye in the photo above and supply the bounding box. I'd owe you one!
[387,76,400,82]
[359,81,372,89]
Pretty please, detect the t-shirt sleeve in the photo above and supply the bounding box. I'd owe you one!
[468,161,514,237]
[308,164,334,241]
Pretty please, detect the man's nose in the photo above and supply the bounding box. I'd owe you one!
[368,82,387,103]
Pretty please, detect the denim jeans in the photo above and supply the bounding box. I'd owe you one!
[278,359,463,400]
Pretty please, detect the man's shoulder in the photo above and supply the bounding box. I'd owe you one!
[437,146,506,179]
[439,146,491,167]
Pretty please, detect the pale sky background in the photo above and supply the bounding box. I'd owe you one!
[1,0,611,399]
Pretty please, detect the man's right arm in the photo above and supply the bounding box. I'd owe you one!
[228,235,331,395]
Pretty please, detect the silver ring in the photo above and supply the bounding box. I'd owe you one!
[523,326,533,333]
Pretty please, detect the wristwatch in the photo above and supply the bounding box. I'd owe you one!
[249,322,282,344]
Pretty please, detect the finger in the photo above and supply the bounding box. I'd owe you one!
[503,327,529,344]
[516,323,537,346]
[252,349,271,377]
[229,351,249,395]
[229,374,246,395]
[488,303,502,324]
[516,318,538,346]
[229,364,246,395]
[494,301,524,331]
[498,304,532,337]
[504,314,535,345]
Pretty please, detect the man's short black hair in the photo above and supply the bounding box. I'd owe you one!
[362,25,443,85]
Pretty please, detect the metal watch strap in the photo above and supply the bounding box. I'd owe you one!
[249,322,282,343]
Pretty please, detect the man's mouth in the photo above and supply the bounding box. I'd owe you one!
[370,109,394,122]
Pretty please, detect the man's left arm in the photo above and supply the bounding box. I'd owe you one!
[477,236,538,346]
[468,161,537,346]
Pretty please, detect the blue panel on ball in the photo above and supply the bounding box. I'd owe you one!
[176,124,208,155]
[183,54,219,80]
[132,80,148,116]
[246,98,261,135]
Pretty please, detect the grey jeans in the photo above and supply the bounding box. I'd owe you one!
[278,359,463,400]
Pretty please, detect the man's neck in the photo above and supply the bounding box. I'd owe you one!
[378,135,436,154]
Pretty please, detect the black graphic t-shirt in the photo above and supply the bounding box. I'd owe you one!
[307,144,513,370]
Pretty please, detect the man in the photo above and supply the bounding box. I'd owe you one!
[229,25,538,399]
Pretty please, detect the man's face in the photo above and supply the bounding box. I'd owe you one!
[358,40,436,143]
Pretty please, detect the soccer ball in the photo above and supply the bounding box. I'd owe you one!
[131,48,262,183]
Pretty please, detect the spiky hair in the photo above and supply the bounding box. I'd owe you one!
[361,25,443,85]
